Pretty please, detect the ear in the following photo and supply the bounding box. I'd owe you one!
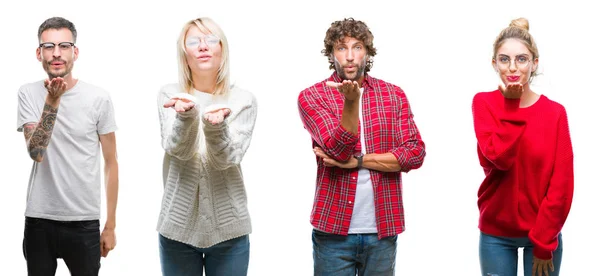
[491,59,498,72]
[532,57,538,73]
[36,47,42,62]
[73,46,79,61]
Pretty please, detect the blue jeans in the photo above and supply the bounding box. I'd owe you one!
[159,234,249,276]
[312,229,397,276]
[479,232,563,276]
[22,217,101,276]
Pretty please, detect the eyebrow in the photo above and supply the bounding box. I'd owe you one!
[498,53,530,57]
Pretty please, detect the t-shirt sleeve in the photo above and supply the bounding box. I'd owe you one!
[16,87,39,132]
[97,94,118,135]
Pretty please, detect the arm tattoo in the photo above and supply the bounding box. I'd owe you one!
[26,104,59,161]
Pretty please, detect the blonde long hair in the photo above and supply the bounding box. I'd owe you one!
[177,17,230,95]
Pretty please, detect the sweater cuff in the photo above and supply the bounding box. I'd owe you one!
[533,246,553,260]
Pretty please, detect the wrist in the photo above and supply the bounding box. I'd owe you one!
[354,153,364,169]
[45,97,60,108]
[104,220,116,231]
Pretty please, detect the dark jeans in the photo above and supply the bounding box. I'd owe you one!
[23,217,101,276]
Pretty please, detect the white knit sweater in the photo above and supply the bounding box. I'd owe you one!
[156,83,257,248]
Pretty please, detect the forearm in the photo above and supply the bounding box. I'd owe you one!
[340,99,359,135]
[203,123,237,169]
[362,153,401,172]
[202,106,256,170]
[104,160,119,230]
[473,97,526,170]
[25,97,60,162]
[163,111,200,160]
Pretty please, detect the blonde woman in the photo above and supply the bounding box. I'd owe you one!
[472,18,573,276]
[156,17,257,276]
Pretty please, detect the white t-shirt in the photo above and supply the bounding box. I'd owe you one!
[16,80,117,221]
[348,88,377,234]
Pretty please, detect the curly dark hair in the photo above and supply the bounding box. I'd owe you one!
[321,18,377,72]
[38,17,77,43]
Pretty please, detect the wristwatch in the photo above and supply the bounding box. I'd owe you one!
[354,153,364,169]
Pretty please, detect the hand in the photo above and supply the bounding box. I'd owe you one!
[532,256,554,276]
[499,83,523,99]
[326,80,361,101]
[44,77,68,99]
[100,228,116,258]
[313,147,358,169]
[164,98,196,113]
[203,108,231,125]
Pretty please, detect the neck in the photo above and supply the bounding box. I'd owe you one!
[192,71,218,94]
[356,75,365,88]
[519,83,539,107]
[56,73,77,91]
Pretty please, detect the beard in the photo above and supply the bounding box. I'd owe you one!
[42,58,73,79]
[333,55,367,81]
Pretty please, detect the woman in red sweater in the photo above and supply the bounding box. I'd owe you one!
[472,18,574,276]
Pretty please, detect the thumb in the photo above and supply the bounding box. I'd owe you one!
[326,81,341,88]
[223,108,231,116]
[498,84,506,93]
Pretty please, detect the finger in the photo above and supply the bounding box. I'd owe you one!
[314,151,328,159]
[549,261,554,272]
[100,240,107,257]
[163,99,177,108]
[326,81,341,88]
[543,263,549,276]
[185,102,196,110]
[222,108,231,117]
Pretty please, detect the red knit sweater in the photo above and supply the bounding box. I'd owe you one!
[472,90,574,260]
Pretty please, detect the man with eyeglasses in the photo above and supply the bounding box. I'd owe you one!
[16,17,119,276]
[298,18,426,275]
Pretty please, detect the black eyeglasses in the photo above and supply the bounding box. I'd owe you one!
[39,42,75,51]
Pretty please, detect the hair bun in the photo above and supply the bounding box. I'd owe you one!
[509,18,529,31]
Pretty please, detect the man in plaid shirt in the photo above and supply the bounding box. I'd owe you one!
[298,18,426,275]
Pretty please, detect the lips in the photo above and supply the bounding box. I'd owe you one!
[507,76,520,82]
[197,55,212,60]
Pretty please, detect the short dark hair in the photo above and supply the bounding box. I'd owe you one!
[322,18,377,72]
[37,17,77,43]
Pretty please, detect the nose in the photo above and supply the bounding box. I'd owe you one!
[198,39,209,51]
[52,46,61,58]
[345,48,355,61]
[508,59,518,72]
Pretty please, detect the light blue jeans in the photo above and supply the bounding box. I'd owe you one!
[312,229,397,276]
[479,232,563,276]
[159,234,249,276]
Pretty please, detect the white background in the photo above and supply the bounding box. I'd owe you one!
[1,0,598,275]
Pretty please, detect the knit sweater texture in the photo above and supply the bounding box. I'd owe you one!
[157,83,257,248]
[472,90,573,260]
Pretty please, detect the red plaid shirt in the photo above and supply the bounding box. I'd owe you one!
[298,72,426,239]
